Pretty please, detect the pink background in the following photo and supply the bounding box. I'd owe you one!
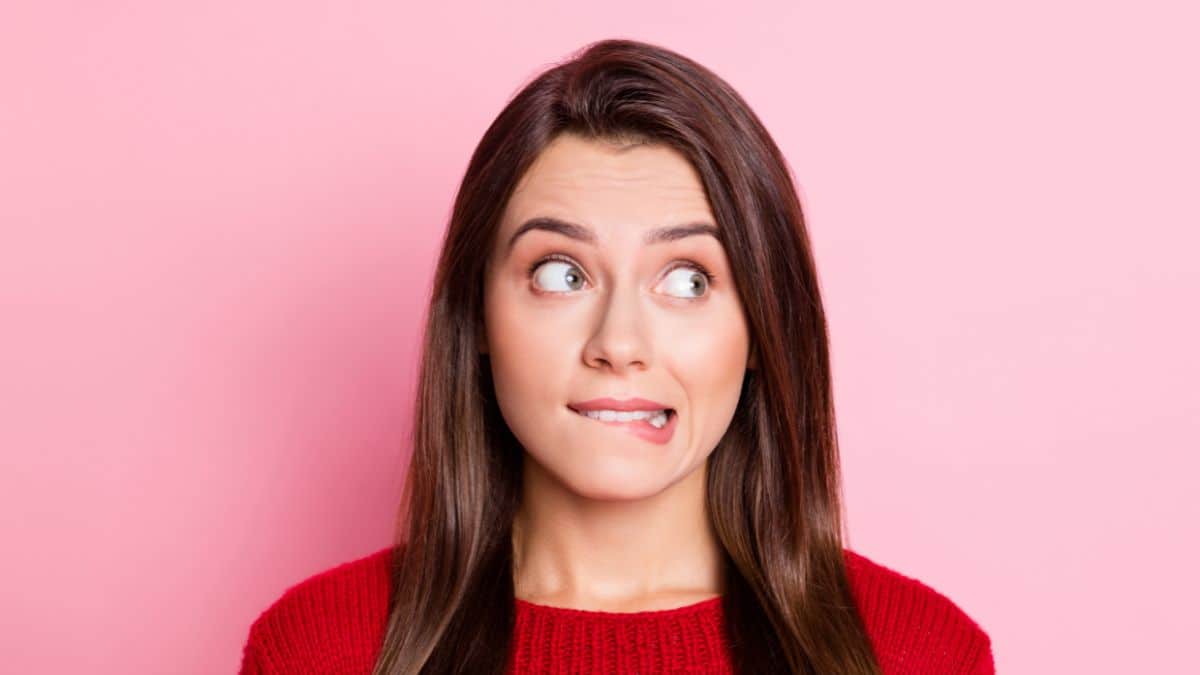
[2,1,1196,672]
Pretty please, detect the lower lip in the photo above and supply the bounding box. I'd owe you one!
[568,407,678,445]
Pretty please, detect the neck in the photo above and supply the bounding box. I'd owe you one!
[511,455,724,612]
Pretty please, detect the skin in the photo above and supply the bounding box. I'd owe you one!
[480,132,755,612]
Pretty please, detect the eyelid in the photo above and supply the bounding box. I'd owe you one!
[671,259,715,283]
[527,253,585,280]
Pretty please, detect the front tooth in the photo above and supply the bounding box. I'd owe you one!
[583,409,662,423]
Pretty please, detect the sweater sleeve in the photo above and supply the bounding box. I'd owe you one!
[238,626,266,675]
[966,631,995,675]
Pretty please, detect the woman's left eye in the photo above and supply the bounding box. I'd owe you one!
[658,264,713,299]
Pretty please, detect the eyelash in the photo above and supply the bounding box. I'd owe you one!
[527,253,716,298]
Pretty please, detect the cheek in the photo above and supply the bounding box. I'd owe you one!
[671,303,750,432]
[487,290,572,370]
[670,299,750,375]
[484,287,575,420]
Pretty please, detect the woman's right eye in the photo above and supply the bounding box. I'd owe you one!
[530,258,587,293]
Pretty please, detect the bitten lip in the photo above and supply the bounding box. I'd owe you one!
[567,397,673,412]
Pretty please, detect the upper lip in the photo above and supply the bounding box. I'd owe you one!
[568,397,673,412]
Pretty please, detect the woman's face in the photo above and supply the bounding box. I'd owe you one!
[482,133,753,501]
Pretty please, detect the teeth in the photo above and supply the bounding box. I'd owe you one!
[579,409,671,428]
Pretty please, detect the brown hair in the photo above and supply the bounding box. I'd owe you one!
[371,38,881,674]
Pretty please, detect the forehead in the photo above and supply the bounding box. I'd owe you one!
[502,133,715,234]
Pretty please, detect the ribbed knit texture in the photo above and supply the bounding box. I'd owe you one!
[509,595,732,673]
[239,546,993,674]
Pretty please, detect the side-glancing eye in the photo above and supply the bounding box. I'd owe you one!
[529,255,586,293]
[658,262,714,300]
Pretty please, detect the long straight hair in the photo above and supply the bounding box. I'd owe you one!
[371,38,881,674]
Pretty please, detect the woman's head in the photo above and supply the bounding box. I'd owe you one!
[481,131,753,502]
[375,39,880,674]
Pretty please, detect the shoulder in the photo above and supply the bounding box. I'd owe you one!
[842,548,995,674]
[239,546,396,673]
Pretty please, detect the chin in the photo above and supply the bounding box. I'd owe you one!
[558,466,672,502]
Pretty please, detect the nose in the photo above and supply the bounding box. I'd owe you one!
[582,281,651,373]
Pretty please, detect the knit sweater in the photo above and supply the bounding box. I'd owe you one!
[239,545,993,674]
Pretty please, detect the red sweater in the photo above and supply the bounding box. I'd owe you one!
[239,546,993,674]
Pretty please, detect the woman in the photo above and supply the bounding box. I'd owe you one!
[240,38,994,674]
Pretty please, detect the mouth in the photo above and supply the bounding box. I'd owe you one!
[567,405,674,424]
[566,405,679,445]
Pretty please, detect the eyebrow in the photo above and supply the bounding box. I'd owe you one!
[506,216,721,255]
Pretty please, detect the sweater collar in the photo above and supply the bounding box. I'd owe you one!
[509,595,731,672]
